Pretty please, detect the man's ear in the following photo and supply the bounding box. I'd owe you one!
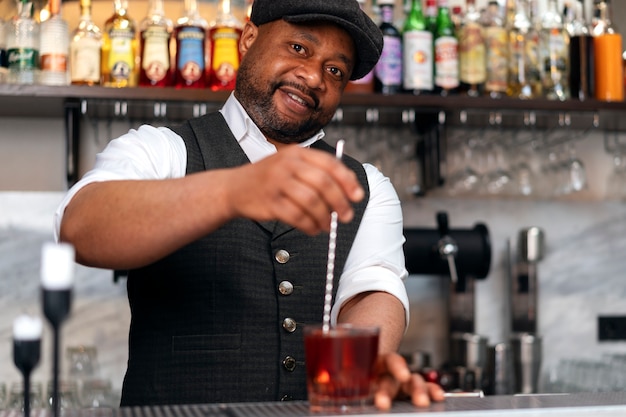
[239,21,259,58]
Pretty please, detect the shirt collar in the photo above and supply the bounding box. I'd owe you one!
[220,93,325,153]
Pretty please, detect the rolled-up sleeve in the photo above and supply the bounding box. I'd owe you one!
[53,125,187,241]
[332,163,410,330]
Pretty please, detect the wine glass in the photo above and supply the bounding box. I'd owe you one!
[561,143,587,194]
[510,143,537,197]
[445,129,481,196]
[605,147,626,200]
[480,136,514,196]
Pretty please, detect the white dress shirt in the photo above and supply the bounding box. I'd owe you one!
[54,94,410,328]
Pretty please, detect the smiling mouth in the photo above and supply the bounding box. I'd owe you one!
[287,92,309,107]
[278,82,319,110]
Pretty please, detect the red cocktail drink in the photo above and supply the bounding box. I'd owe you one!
[304,324,379,412]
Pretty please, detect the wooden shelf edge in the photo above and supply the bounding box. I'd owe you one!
[1,84,626,113]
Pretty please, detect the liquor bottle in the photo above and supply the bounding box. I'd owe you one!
[245,0,253,22]
[374,0,402,95]
[425,0,438,90]
[527,0,542,94]
[70,0,102,85]
[402,0,433,94]
[504,0,516,28]
[592,0,623,102]
[563,1,575,33]
[6,0,39,85]
[458,0,486,97]
[139,0,173,87]
[506,0,541,99]
[173,0,207,89]
[425,0,438,33]
[567,0,594,101]
[0,19,7,83]
[539,0,569,100]
[482,0,508,98]
[433,0,459,96]
[345,0,374,93]
[39,0,70,85]
[451,5,463,32]
[528,0,542,32]
[102,0,138,87]
[208,0,242,91]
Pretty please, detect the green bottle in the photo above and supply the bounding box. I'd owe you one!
[425,0,438,33]
[403,0,433,93]
[433,0,459,95]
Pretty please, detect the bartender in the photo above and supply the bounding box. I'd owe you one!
[54,0,445,410]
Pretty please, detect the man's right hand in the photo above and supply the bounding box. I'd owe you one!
[223,145,364,235]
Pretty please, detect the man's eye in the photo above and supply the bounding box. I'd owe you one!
[291,44,305,54]
[328,67,344,78]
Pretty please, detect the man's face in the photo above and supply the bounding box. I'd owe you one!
[234,19,356,145]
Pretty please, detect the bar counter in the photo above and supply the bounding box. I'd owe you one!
[4,392,626,417]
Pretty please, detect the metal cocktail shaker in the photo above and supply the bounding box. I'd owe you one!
[511,333,542,394]
[512,227,545,334]
[509,227,545,394]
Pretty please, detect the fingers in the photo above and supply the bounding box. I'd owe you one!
[405,376,439,408]
[373,353,445,411]
[428,381,446,402]
[295,147,364,223]
[374,373,396,411]
[229,146,364,234]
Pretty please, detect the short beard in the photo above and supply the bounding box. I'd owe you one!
[235,61,333,144]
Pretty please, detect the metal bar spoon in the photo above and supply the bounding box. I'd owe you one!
[322,139,345,333]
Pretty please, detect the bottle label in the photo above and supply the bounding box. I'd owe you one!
[525,31,541,84]
[176,26,205,83]
[435,36,459,89]
[484,26,508,92]
[107,29,135,81]
[40,53,68,72]
[542,31,567,80]
[142,25,171,83]
[210,27,240,85]
[403,30,433,90]
[7,48,39,70]
[71,37,101,83]
[375,35,402,86]
[508,31,526,91]
[459,23,486,84]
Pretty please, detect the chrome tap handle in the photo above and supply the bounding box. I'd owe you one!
[438,235,459,284]
[436,211,459,284]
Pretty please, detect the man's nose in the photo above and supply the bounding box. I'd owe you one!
[294,63,324,90]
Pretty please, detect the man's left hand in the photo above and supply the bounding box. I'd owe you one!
[373,352,445,410]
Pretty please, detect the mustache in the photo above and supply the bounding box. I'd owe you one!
[274,81,320,110]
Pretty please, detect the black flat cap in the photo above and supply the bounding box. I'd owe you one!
[250,0,383,80]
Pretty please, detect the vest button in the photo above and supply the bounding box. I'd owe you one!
[283,356,297,371]
[278,281,294,295]
[282,317,297,333]
[280,394,293,401]
[275,249,290,264]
